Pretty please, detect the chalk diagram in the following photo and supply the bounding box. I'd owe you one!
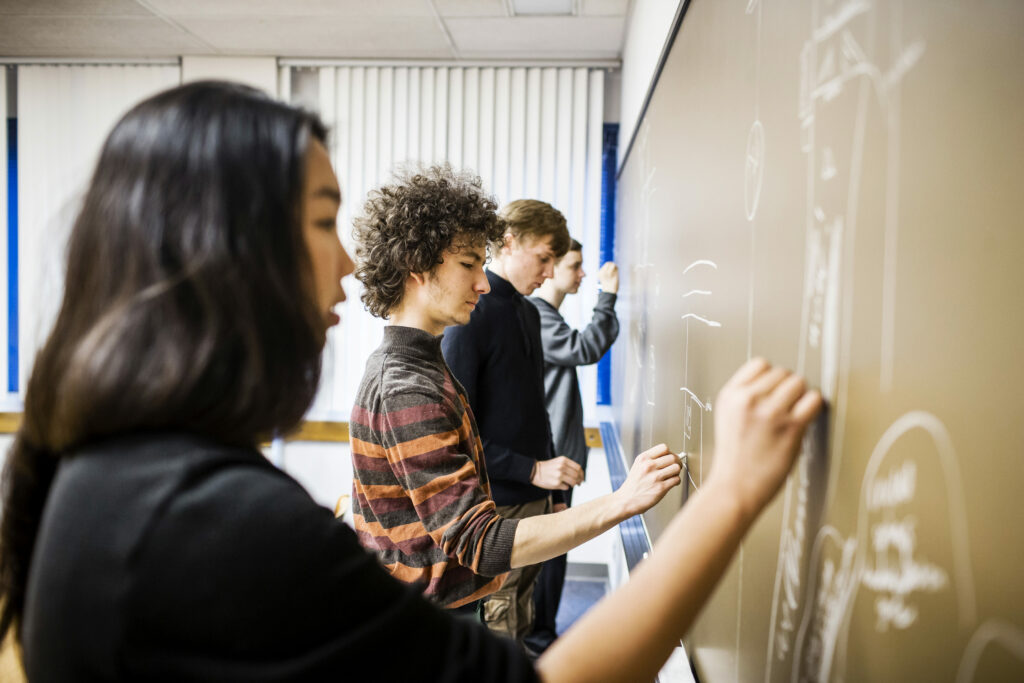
[679,259,720,489]
[955,620,1024,683]
[764,1,931,681]
[744,0,766,361]
[627,121,660,450]
[782,411,976,683]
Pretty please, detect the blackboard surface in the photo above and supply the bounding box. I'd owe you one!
[612,1,1024,681]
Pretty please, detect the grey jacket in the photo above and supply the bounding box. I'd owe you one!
[528,292,619,468]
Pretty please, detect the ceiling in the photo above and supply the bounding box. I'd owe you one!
[0,0,631,62]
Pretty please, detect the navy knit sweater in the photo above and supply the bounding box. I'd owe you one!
[442,270,564,506]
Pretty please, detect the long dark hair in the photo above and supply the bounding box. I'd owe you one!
[0,81,329,640]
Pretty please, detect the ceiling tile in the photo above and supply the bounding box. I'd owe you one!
[433,0,508,17]
[0,16,210,56]
[0,0,151,15]
[579,0,630,17]
[447,16,624,58]
[144,0,434,18]
[175,16,456,58]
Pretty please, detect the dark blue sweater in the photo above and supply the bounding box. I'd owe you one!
[442,270,564,507]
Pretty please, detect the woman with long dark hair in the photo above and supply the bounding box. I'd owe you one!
[0,81,820,682]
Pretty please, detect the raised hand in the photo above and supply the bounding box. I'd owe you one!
[707,358,823,519]
[616,443,682,516]
[598,262,619,294]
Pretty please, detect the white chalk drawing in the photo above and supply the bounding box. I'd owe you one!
[683,259,718,274]
[772,411,978,683]
[792,526,858,683]
[955,620,1024,683]
[679,386,709,412]
[680,313,723,328]
[745,119,766,221]
[766,5,929,678]
[679,258,721,477]
[766,446,815,675]
[830,412,976,676]
[680,386,712,487]
[624,121,660,457]
[745,0,764,365]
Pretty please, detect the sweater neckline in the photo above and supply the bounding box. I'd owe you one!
[380,325,445,362]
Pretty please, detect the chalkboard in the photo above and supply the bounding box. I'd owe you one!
[611,1,1024,681]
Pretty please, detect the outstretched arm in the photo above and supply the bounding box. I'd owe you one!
[536,358,823,683]
[509,443,681,568]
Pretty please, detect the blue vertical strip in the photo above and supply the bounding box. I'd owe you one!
[7,117,17,393]
[596,123,618,406]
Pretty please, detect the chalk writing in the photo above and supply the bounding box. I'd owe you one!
[956,620,1024,683]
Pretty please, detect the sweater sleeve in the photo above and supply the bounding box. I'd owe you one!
[380,392,519,576]
[536,292,620,367]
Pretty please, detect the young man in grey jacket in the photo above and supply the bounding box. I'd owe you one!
[526,239,620,653]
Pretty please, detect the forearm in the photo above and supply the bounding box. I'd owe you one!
[535,480,751,683]
[509,491,628,568]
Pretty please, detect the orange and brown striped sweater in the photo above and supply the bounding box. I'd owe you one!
[350,325,519,608]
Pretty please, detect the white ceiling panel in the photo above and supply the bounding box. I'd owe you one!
[432,0,508,18]
[0,16,211,56]
[0,0,627,62]
[176,16,454,58]
[144,0,434,18]
[579,0,630,17]
[447,16,624,58]
[0,0,151,16]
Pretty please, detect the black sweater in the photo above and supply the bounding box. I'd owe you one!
[22,432,537,682]
[442,270,564,507]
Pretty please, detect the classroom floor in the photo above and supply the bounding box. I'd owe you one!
[555,573,609,635]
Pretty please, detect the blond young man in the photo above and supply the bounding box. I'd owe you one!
[441,199,589,643]
[525,240,620,653]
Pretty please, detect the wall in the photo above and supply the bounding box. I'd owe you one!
[617,0,683,167]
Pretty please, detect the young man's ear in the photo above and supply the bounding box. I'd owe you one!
[500,232,516,253]
[408,270,427,286]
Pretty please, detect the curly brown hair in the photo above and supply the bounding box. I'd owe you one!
[353,164,506,319]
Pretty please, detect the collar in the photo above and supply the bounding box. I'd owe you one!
[379,325,445,362]
[486,269,521,300]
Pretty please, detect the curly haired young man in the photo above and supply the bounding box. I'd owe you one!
[348,165,683,636]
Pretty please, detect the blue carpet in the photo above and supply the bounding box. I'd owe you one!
[555,577,608,635]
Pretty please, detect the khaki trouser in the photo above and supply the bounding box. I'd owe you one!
[483,496,552,642]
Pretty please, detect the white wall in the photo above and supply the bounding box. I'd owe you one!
[618,0,682,167]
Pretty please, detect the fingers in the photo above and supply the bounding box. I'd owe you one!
[726,357,771,388]
[791,389,824,425]
[639,443,671,459]
[747,365,790,398]
[554,456,584,486]
[766,373,807,413]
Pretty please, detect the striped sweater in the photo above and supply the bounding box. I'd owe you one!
[350,325,519,608]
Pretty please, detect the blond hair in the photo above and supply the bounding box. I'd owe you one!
[500,199,571,258]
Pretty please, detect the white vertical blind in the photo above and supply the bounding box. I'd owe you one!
[303,64,607,421]
[16,64,180,395]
